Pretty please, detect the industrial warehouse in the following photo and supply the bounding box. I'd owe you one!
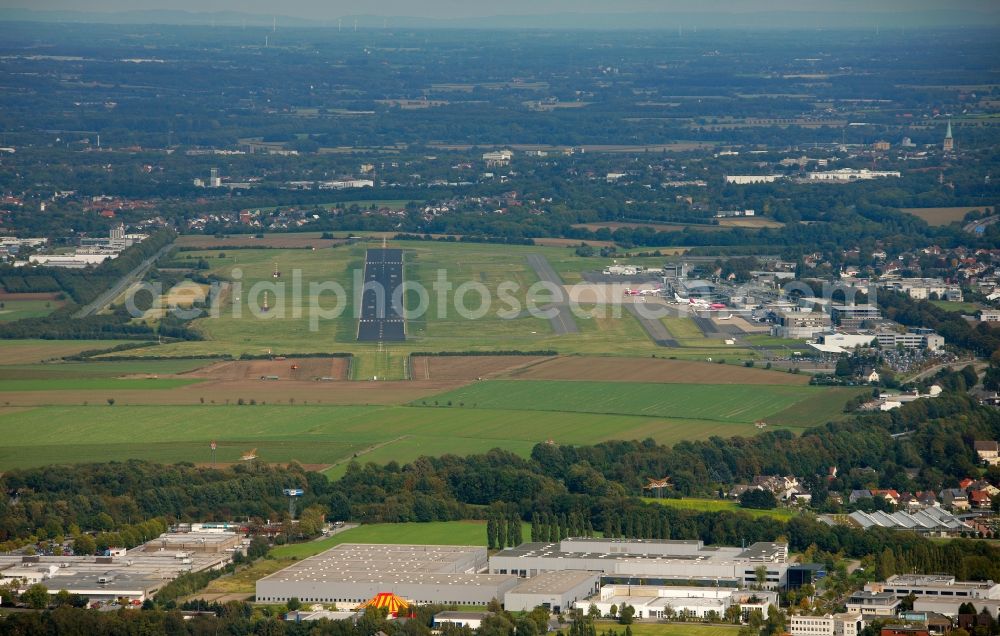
[255,539,812,612]
[255,544,520,606]
[0,531,238,605]
[488,538,796,589]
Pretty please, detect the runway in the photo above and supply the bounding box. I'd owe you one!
[525,254,579,335]
[357,248,406,342]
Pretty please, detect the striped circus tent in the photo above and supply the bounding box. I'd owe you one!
[357,592,410,616]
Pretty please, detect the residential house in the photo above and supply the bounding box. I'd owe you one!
[974,441,1000,466]
[940,488,969,511]
[872,490,901,506]
[850,490,874,504]
[969,490,993,510]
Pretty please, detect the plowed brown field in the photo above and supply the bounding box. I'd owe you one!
[409,355,551,380]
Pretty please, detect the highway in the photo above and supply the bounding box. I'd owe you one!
[357,248,406,342]
[72,242,174,319]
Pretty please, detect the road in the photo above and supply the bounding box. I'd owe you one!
[72,242,174,319]
[525,254,579,334]
[907,359,984,382]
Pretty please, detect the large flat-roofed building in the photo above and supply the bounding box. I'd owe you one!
[806,168,900,181]
[846,591,900,617]
[725,175,782,185]
[831,305,881,328]
[255,544,518,606]
[575,584,779,621]
[489,539,791,590]
[875,330,945,351]
[867,575,1000,600]
[0,540,232,605]
[772,311,832,339]
[140,532,241,554]
[504,570,601,613]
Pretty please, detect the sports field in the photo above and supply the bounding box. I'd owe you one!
[420,380,851,424]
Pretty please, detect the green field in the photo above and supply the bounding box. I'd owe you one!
[0,340,135,364]
[742,334,810,348]
[0,404,790,474]
[0,378,199,392]
[420,380,842,424]
[0,299,60,322]
[270,521,510,559]
[641,497,797,521]
[928,300,982,313]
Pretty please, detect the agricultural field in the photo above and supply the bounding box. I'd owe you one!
[0,359,213,381]
[0,403,786,474]
[901,206,992,226]
[0,378,197,392]
[595,622,739,636]
[421,380,851,425]
[641,497,797,521]
[506,356,809,385]
[0,339,136,364]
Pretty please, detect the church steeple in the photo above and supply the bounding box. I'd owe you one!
[943,120,954,152]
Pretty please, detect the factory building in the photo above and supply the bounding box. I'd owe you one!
[0,533,235,605]
[489,538,792,590]
[255,544,518,606]
[866,574,1000,601]
[504,570,601,613]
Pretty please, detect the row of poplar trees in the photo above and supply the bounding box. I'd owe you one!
[486,508,524,550]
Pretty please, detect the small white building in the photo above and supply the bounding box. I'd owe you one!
[806,169,900,181]
[433,611,491,629]
[575,585,777,621]
[725,175,782,185]
[483,150,513,168]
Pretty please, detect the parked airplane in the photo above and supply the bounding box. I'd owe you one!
[625,287,661,296]
[717,313,734,320]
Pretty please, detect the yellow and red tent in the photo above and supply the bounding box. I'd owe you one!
[357,592,410,616]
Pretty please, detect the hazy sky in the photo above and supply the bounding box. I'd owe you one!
[7,0,1000,20]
